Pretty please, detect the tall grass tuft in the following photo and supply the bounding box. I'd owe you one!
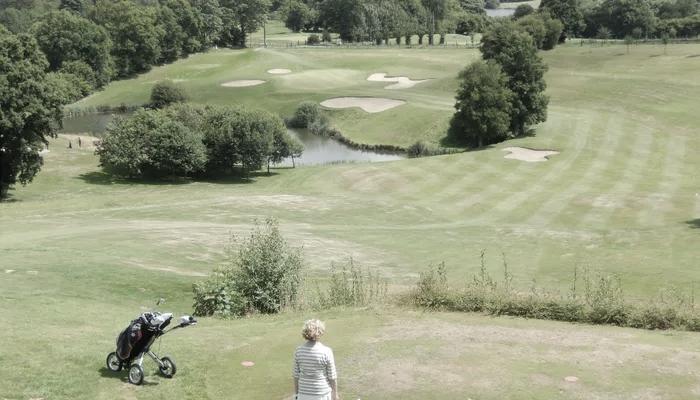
[409,251,700,332]
[314,258,388,308]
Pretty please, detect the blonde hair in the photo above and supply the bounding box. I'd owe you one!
[302,319,326,341]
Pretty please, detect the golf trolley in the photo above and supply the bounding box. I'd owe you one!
[106,311,196,385]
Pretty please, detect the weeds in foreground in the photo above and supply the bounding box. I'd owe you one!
[314,258,388,309]
[409,251,700,332]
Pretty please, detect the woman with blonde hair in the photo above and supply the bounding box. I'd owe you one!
[292,319,339,400]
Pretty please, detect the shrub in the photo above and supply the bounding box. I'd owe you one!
[192,219,303,316]
[322,29,332,42]
[513,4,535,19]
[289,101,322,128]
[231,218,304,314]
[315,259,388,308]
[407,141,460,158]
[307,33,321,45]
[192,269,247,317]
[150,80,188,109]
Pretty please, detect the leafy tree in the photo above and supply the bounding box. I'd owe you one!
[320,0,367,42]
[221,0,270,47]
[481,21,548,135]
[163,0,205,54]
[458,0,485,14]
[587,0,656,38]
[59,0,85,14]
[157,4,186,63]
[96,109,206,178]
[150,80,188,109]
[191,0,224,48]
[484,0,499,10]
[141,119,207,178]
[268,122,303,171]
[539,0,584,39]
[513,3,534,18]
[283,0,312,32]
[541,13,563,49]
[46,71,91,103]
[32,10,112,87]
[0,32,65,199]
[517,14,547,48]
[289,101,322,128]
[90,0,163,77]
[202,106,276,175]
[448,60,514,147]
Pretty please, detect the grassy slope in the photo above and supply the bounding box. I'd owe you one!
[1,44,699,398]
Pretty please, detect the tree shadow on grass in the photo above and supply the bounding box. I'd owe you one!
[78,171,192,186]
[686,219,700,229]
[78,170,279,186]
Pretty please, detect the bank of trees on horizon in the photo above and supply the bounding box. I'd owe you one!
[278,0,700,42]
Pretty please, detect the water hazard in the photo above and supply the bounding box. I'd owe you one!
[61,113,404,166]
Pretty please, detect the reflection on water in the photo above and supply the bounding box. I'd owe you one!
[279,129,404,166]
[485,8,515,17]
[61,113,404,166]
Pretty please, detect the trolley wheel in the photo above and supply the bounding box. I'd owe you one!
[128,364,144,385]
[159,356,177,378]
[106,352,122,372]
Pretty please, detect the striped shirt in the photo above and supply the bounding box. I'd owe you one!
[293,341,337,396]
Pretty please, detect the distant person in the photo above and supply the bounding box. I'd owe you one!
[293,319,339,400]
[68,140,72,149]
[78,137,82,148]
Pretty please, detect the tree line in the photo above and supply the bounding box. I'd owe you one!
[540,0,700,41]
[280,0,493,43]
[279,0,699,43]
[1,0,270,88]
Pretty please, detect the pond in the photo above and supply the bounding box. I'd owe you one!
[60,113,405,166]
[485,8,515,17]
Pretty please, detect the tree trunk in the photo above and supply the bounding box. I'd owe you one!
[291,155,295,168]
[428,13,435,45]
[395,36,401,45]
[241,30,247,48]
[439,33,446,45]
[267,159,270,175]
[405,35,411,45]
[418,34,423,45]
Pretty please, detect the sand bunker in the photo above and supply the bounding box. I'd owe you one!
[320,97,405,113]
[503,147,559,162]
[5,270,15,274]
[221,80,266,87]
[367,73,427,89]
[267,68,291,74]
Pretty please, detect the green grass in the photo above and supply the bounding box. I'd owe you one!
[2,43,700,398]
